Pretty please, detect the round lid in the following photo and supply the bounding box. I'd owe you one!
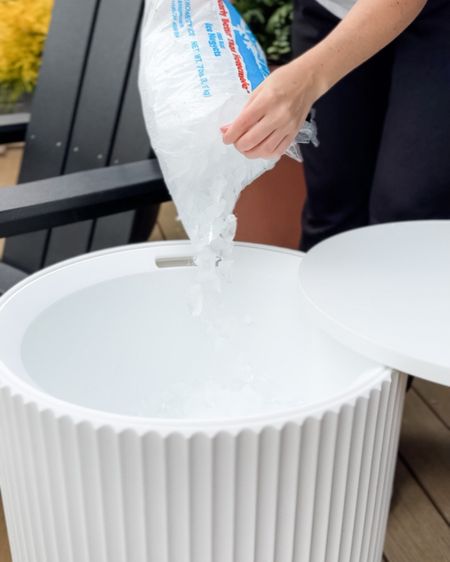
[298,221,450,387]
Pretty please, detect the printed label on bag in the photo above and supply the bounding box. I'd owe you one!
[170,0,269,97]
[217,0,269,92]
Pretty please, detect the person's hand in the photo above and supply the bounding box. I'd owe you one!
[221,0,427,161]
[221,56,323,160]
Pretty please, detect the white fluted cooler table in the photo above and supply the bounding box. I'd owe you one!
[0,224,447,562]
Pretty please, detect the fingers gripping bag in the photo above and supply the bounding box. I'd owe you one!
[138,0,317,311]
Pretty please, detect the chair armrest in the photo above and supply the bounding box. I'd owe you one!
[0,113,30,144]
[0,159,171,237]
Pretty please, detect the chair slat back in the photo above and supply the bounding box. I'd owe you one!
[90,26,152,252]
[3,0,152,273]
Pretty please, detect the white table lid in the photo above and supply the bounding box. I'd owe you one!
[298,221,450,387]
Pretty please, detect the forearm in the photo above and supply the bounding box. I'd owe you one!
[298,0,427,97]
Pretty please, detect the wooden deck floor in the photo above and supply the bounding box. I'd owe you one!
[0,146,449,562]
[384,380,450,562]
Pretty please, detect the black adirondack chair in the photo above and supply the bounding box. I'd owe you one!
[0,0,171,294]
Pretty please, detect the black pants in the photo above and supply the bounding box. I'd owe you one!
[292,0,450,251]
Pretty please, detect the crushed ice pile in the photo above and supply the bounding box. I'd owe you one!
[152,292,304,419]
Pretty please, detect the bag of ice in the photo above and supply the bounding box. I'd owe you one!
[139,0,316,311]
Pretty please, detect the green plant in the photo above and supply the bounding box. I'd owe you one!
[0,0,53,106]
[234,0,293,64]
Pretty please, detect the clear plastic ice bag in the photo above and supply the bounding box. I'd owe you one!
[139,0,317,252]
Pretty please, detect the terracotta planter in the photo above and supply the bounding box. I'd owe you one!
[234,156,306,250]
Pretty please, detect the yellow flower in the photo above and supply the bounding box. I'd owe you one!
[0,0,54,103]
